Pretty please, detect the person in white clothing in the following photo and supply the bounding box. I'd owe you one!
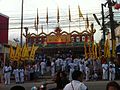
[85,64,90,81]
[3,63,12,85]
[102,62,108,80]
[19,67,24,83]
[13,67,20,84]
[79,62,84,73]
[68,60,75,81]
[63,70,88,90]
[51,60,55,79]
[109,62,115,81]
[40,61,46,75]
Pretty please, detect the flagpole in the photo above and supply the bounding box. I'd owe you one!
[20,0,24,47]
[47,23,48,34]
[68,5,71,33]
[37,24,38,34]
[37,8,39,34]
[79,16,81,31]
[57,6,60,27]
[69,21,70,33]
[46,7,49,33]
[78,4,84,32]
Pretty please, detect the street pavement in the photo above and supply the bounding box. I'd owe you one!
[0,80,120,90]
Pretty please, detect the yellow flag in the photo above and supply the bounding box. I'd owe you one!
[78,5,83,18]
[24,44,29,60]
[9,45,15,61]
[92,42,95,59]
[104,40,107,58]
[88,43,91,58]
[112,40,116,57]
[14,45,21,61]
[84,42,88,59]
[107,39,111,58]
[98,43,101,58]
[94,43,98,59]
[21,44,26,60]
[29,44,38,60]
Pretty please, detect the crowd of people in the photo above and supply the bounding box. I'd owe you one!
[9,70,120,90]
[0,52,120,90]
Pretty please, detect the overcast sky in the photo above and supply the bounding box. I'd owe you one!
[0,0,118,43]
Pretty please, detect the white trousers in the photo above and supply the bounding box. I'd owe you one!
[69,69,74,81]
[20,76,24,83]
[103,71,108,80]
[4,72,11,85]
[109,72,115,81]
[15,76,19,83]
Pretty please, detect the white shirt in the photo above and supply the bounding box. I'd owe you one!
[109,63,115,73]
[63,80,87,90]
[102,64,108,73]
[13,69,19,77]
[85,66,90,74]
[19,69,24,77]
[69,63,75,70]
[40,61,46,69]
[3,66,12,74]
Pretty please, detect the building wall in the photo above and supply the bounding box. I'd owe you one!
[0,13,9,44]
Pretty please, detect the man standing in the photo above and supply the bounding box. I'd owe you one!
[109,61,115,81]
[102,62,108,80]
[13,67,20,84]
[85,64,90,81]
[3,63,12,85]
[40,60,46,76]
[19,67,24,83]
[68,60,75,81]
[64,70,88,90]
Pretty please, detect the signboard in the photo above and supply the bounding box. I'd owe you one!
[47,35,71,44]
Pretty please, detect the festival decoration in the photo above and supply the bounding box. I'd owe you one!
[9,45,15,61]
[9,44,38,61]
[29,44,38,60]
[14,44,21,61]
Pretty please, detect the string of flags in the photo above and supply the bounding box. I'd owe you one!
[34,5,84,31]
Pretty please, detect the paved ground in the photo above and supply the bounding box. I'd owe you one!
[0,79,120,90]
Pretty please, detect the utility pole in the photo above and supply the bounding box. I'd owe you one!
[24,27,28,44]
[101,4,106,43]
[108,0,116,57]
[20,0,24,47]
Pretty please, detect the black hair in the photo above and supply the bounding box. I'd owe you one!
[106,81,120,90]
[72,70,83,80]
[10,85,25,90]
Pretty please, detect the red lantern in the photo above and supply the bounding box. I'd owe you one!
[114,4,120,10]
